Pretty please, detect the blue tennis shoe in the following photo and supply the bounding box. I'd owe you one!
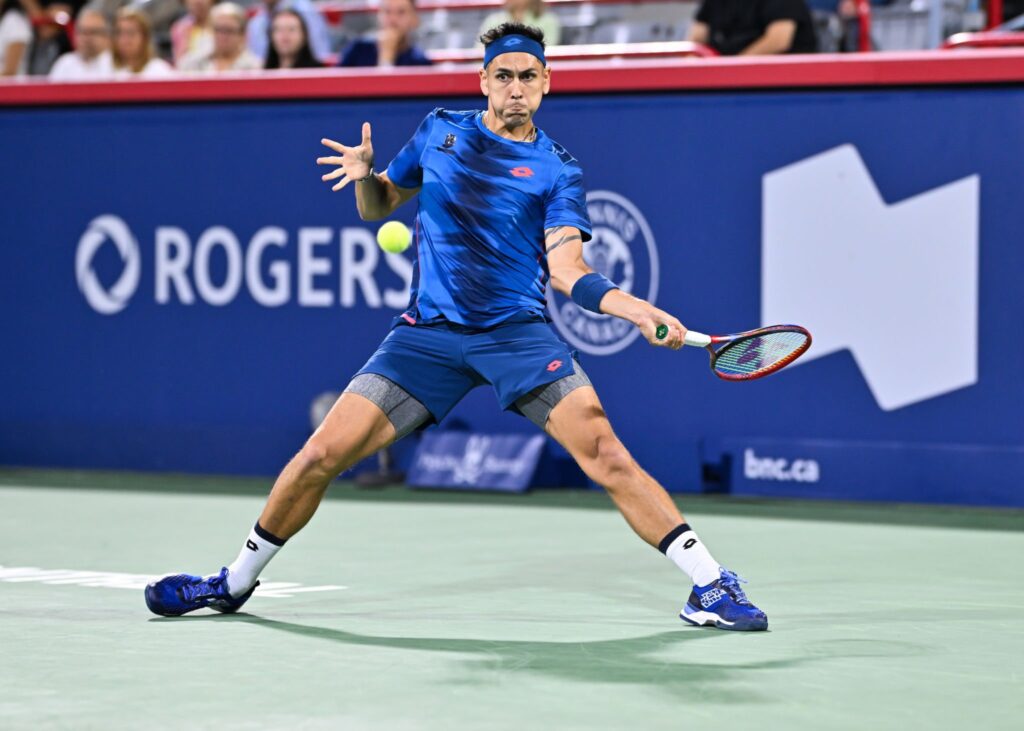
[145,567,258,617]
[680,568,768,631]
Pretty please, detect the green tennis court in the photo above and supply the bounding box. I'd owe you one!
[2,470,1022,730]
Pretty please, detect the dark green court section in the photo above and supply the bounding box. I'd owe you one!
[2,471,1022,730]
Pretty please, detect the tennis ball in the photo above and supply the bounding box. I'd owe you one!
[376,220,411,254]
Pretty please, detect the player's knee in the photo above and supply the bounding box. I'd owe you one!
[591,435,635,486]
[298,438,347,479]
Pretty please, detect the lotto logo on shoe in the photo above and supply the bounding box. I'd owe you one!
[700,587,726,608]
[743,449,820,483]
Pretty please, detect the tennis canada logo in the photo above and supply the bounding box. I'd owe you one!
[547,190,659,355]
[76,214,141,315]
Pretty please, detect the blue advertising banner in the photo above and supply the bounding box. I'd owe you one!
[407,433,546,493]
[2,84,1023,504]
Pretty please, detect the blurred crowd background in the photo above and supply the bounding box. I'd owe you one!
[0,0,1019,81]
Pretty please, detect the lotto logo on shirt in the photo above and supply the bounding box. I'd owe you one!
[547,191,660,355]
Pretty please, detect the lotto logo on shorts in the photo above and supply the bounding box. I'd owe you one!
[546,359,563,372]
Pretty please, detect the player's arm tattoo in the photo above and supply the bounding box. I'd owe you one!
[544,226,582,254]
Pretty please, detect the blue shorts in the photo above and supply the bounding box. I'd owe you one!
[355,317,579,425]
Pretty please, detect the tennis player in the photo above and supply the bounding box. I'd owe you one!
[145,23,767,631]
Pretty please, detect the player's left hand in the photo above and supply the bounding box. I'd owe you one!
[317,123,375,192]
[634,305,687,350]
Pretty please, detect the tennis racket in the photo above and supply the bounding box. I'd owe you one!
[655,323,812,381]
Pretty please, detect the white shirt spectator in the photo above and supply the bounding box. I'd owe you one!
[0,8,31,76]
[112,57,175,79]
[49,50,115,81]
[179,48,261,73]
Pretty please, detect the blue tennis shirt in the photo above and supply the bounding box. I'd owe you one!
[385,108,592,329]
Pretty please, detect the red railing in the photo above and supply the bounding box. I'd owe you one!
[5,50,1024,108]
[987,0,1003,30]
[943,31,1024,49]
[855,0,872,53]
[429,40,716,64]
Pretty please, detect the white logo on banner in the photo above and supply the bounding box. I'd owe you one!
[743,448,820,483]
[415,434,544,484]
[547,190,660,355]
[762,144,980,411]
[75,215,141,315]
[73,221,413,312]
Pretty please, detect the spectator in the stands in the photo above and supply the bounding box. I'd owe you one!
[248,0,330,64]
[0,0,30,75]
[180,2,259,72]
[338,0,430,67]
[264,8,320,69]
[688,0,818,55]
[92,0,182,54]
[479,0,560,46]
[49,7,113,80]
[170,0,214,66]
[112,6,173,77]
[25,3,73,75]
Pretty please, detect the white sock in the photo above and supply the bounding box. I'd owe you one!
[659,523,721,587]
[226,523,285,597]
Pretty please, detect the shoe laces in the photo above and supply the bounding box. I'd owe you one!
[181,574,225,603]
[718,569,751,605]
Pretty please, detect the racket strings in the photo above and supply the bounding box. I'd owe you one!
[713,331,809,378]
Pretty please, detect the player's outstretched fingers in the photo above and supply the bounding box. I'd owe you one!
[362,122,372,145]
[332,176,352,192]
[317,156,344,166]
[322,167,346,182]
[321,138,348,154]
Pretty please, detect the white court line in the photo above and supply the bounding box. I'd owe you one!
[0,565,345,598]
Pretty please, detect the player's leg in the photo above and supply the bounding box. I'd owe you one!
[223,375,428,595]
[539,383,686,547]
[517,369,768,631]
[145,375,430,617]
[256,378,410,540]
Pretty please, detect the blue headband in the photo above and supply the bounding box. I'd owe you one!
[483,34,547,68]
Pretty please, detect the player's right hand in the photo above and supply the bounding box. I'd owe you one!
[635,305,687,350]
[317,122,375,192]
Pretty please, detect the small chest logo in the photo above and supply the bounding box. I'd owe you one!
[443,133,456,148]
[510,166,534,178]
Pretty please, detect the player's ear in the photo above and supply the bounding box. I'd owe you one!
[542,66,551,95]
[479,66,488,96]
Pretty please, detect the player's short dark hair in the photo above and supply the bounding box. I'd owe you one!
[479,22,546,50]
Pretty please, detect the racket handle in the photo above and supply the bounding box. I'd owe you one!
[655,324,712,348]
[684,331,712,347]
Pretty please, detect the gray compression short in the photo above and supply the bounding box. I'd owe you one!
[344,359,592,439]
